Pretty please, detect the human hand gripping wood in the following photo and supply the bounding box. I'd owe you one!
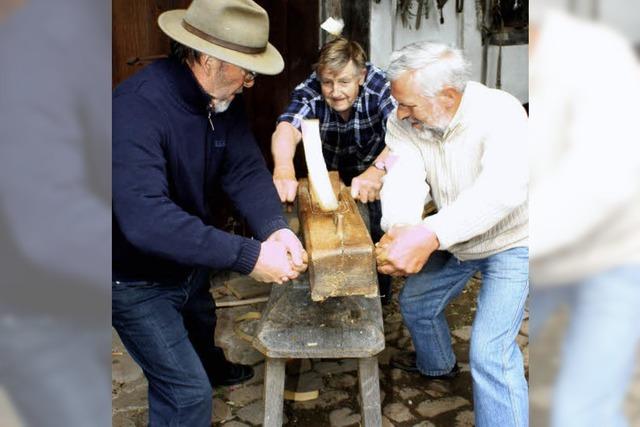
[350,166,385,203]
[250,240,298,284]
[267,228,308,274]
[375,224,439,276]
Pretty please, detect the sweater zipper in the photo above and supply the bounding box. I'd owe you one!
[207,106,215,131]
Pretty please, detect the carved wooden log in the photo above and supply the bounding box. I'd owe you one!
[297,172,378,301]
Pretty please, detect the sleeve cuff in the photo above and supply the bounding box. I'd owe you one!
[255,217,290,241]
[422,215,451,251]
[232,238,262,275]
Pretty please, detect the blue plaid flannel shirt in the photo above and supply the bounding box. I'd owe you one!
[276,63,396,185]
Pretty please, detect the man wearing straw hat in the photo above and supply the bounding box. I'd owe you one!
[112,0,307,424]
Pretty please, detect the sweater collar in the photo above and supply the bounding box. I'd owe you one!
[443,81,481,140]
[165,58,212,113]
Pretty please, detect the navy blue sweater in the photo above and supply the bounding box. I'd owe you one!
[112,59,287,282]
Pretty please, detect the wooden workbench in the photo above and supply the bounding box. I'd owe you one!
[253,275,385,426]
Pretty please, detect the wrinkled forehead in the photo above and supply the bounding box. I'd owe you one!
[318,60,361,80]
[391,71,423,103]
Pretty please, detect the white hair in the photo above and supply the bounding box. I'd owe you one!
[387,41,471,97]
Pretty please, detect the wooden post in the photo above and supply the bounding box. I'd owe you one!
[358,357,382,427]
[263,357,286,427]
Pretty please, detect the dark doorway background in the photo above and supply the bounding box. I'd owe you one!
[112,0,320,169]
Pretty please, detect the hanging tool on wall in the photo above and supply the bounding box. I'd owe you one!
[437,0,448,24]
[456,0,464,48]
[414,0,430,30]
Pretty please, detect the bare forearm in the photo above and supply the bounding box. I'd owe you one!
[271,122,301,170]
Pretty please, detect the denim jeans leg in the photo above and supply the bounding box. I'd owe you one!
[181,269,229,385]
[471,247,529,427]
[399,251,477,375]
[549,265,640,427]
[112,280,212,427]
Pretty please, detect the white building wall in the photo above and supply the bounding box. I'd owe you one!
[370,0,529,103]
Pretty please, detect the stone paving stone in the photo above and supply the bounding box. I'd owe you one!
[385,331,402,343]
[395,387,421,400]
[396,336,412,349]
[314,359,358,376]
[119,376,147,395]
[326,373,357,389]
[378,367,386,381]
[112,411,138,427]
[383,402,415,423]
[459,362,471,373]
[424,388,446,399]
[416,396,470,418]
[381,415,395,426]
[329,407,361,427]
[412,421,436,427]
[112,384,148,412]
[112,328,126,351]
[377,346,400,366]
[227,384,262,406]
[237,400,279,426]
[285,370,324,395]
[293,390,350,410]
[520,319,529,337]
[390,368,408,381]
[112,355,144,384]
[234,346,265,366]
[212,398,233,423]
[385,312,404,324]
[516,335,529,348]
[423,380,452,396]
[452,326,472,341]
[455,409,475,426]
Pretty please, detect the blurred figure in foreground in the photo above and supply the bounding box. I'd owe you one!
[0,0,111,426]
[529,4,640,427]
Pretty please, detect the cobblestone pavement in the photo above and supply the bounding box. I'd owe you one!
[112,276,529,426]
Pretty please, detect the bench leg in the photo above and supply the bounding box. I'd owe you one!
[263,357,286,427]
[358,357,382,427]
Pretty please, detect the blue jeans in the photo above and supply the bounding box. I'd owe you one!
[399,247,529,427]
[530,265,640,427]
[112,268,227,427]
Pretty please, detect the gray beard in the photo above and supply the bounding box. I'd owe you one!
[213,99,231,113]
[416,125,445,141]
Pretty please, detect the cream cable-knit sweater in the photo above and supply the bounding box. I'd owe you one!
[529,10,640,285]
[380,81,528,260]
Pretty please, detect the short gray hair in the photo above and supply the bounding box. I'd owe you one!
[387,42,471,97]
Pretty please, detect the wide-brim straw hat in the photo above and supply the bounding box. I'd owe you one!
[158,0,284,75]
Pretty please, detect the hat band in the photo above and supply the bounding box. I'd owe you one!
[182,20,266,55]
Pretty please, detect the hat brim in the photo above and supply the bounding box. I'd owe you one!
[158,10,284,75]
